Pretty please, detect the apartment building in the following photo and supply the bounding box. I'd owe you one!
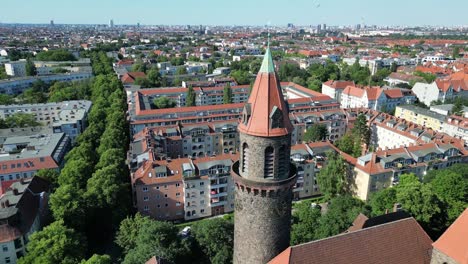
[0,133,71,183]
[412,71,468,106]
[0,72,93,95]
[353,140,466,200]
[341,86,416,111]
[395,105,445,131]
[442,115,468,143]
[33,58,92,76]
[321,80,355,102]
[0,177,50,264]
[0,101,91,144]
[4,61,27,77]
[131,153,236,221]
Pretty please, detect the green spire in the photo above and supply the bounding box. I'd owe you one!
[259,46,275,73]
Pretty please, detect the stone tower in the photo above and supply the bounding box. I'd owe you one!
[232,46,297,264]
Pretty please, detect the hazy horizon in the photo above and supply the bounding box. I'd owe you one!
[1,0,468,27]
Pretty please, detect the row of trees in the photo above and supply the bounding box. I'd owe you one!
[116,214,234,264]
[35,49,77,61]
[19,52,131,263]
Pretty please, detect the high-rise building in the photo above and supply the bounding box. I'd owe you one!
[322,23,327,31]
[109,19,114,28]
[232,46,296,263]
[50,19,54,26]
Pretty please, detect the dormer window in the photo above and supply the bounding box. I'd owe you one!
[242,103,251,125]
[270,106,283,129]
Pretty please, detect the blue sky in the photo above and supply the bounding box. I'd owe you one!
[2,0,467,26]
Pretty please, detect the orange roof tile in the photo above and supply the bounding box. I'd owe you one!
[432,208,468,264]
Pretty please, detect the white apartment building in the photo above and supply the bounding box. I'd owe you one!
[4,61,27,77]
[0,72,93,95]
[321,80,355,103]
[0,101,92,144]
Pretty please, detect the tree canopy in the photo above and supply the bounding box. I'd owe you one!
[303,123,328,142]
[36,49,77,61]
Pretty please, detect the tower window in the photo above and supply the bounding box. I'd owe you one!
[264,146,274,179]
[278,145,287,177]
[270,106,283,129]
[242,143,249,174]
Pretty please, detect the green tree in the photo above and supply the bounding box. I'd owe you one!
[396,174,442,224]
[134,77,152,88]
[153,96,176,109]
[0,94,14,105]
[36,49,77,61]
[186,85,196,107]
[306,78,322,92]
[147,67,162,87]
[291,202,322,245]
[192,218,234,264]
[431,171,468,223]
[223,82,233,104]
[176,66,188,75]
[368,187,397,216]
[25,58,37,76]
[304,124,328,142]
[123,221,189,264]
[231,70,251,85]
[0,65,8,79]
[116,214,152,254]
[352,114,371,147]
[317,151,350,200]
[18,220,86,264]
[315,195,367,239]
[334,133,355,154]
[452,46,460,59]
[80,255,112,264]
[452,97,464,116]
[36,169,60,188]
[131,62,147,73]
[390,62,398,72]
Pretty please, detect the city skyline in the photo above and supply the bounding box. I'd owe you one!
[1,0,468,26]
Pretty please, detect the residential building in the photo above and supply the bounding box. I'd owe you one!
[0,177,50,264]
[120,72,147,86]
[0,73,93,95]
[130,153,236,221]
[384,72,424,87]
[321,80,355,102]
[412,71,468,106]
[341,86,415,111]
[33,58,92,76]
[429,104,468,118]
[4,61,27,77]
[442,115,468,143]
[0,101,92,144]
[0,133,71,183]
[395,105,445,131]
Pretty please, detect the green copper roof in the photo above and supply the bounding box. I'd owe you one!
[259,47,275,73]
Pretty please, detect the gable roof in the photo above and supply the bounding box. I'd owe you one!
[269,218,432,264]
[432,208,468,264]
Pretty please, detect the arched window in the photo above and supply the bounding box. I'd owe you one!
[264,146,275,178]
[242,143,249,174]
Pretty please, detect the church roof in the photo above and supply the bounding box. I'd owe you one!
[238,47,293,137]
[432,208,468,264]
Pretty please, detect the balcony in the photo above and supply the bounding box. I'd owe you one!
[211,200,227,206]
[293,187,304,192]
[296,176,304,183]
[210,192,228,198]
[297,170,304,176]
[211,183,228,189]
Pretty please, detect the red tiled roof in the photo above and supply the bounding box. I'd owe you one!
[342,86,365,98]
[323,80,355,89]
[121,72,147,84]
[432,208,468,264]
[0,157,59,175]
[384,89,404,99]
[269,218,432,264]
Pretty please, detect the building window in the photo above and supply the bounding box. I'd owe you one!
[175,183,180,187]
[165,203,168,207]
[176,192,180,197]
[264,146,275,178]
[201,209,205,214]
[200,191,205,195]
[157,204,161,208]
[200,182,204,186]
[156,186,160,190]
[143,206,149,211]
[164,184,168,189]
[143,197,149,201]
[142,187,148,192]
[164,194,168,198]
[2,245,7,252]
[200,200,205,205]
[176,202,181,206]
[242,142,249,173]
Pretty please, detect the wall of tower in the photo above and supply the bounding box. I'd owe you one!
[239,133,291,181]
[233,185,293,264]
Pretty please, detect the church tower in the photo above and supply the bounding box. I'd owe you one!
[232,46,297,264]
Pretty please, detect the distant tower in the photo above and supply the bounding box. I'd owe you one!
[50,20,54,26]
[232,45,296,263]
[109,19,114,28]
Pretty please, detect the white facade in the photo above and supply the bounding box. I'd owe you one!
[372,124,416,150]
[412,82,454,106]
[4,61,26,77]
